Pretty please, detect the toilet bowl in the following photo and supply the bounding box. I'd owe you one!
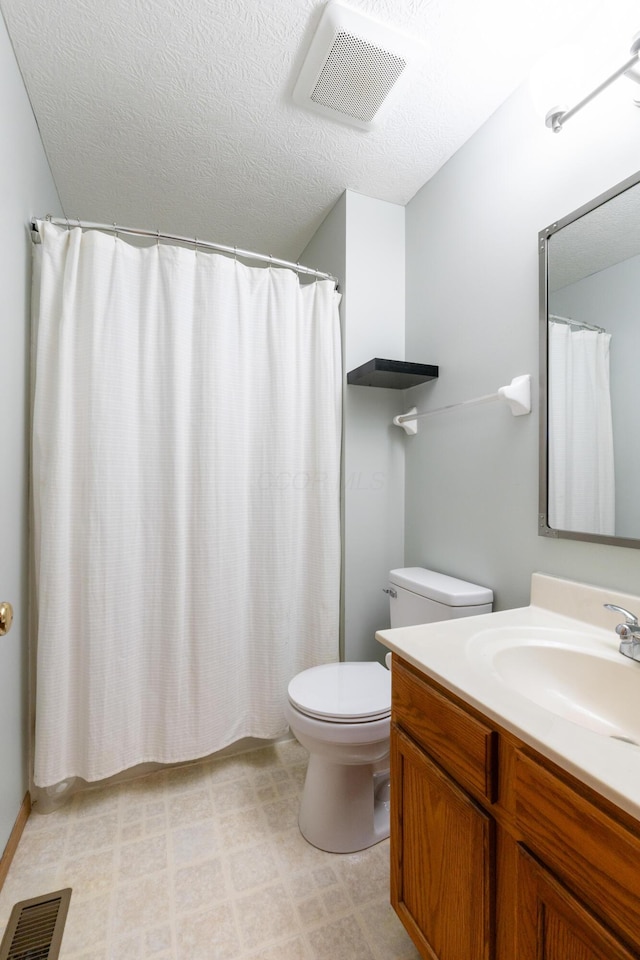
[284,661,391,854]
[286,567,493,854]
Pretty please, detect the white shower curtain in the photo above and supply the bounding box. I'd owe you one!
[31,221,342,789]
[547,320,614,535]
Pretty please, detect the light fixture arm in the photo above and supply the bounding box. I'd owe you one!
[545,32,640,132]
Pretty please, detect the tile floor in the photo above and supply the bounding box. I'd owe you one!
[0,740,420,960]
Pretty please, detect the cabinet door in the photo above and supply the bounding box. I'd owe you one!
[391,724,495,960]
[516,845,638,960]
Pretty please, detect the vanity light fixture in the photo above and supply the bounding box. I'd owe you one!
[545,31,640,132]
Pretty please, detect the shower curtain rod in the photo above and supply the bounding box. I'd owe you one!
[30,216,339,287]
[549,313,606,334]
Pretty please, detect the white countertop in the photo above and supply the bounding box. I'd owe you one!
[376,573,640,821]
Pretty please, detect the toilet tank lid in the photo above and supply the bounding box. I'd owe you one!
[389,567,493,606]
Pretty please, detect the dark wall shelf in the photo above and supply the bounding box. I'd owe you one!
[347,358,439,389]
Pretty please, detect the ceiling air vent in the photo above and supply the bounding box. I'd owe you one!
[293,2,421,130]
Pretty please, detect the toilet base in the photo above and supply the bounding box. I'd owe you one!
[298,755,390,853]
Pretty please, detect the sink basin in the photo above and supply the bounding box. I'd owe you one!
[468,627,640,743]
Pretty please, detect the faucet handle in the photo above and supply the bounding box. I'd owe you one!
[604,603,639,626]
[605,604,640,659]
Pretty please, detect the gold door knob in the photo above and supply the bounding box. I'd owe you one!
[0,602,13,635]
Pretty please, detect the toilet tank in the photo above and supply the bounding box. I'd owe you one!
[388,567,493,628]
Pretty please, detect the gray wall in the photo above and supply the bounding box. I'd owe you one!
[405,76,640,611]
[301,190,405,661]
[0,14,61,853]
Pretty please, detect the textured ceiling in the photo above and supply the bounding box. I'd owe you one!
[0,0,625,261]
[549,178,640,292]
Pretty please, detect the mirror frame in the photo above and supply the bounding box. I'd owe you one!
[539,168,640,550]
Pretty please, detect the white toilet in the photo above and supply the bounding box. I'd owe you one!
[285,567,493,853]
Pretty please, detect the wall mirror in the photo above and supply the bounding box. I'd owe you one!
[539,169,640,548]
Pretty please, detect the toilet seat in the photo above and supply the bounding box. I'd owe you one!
[288,662,390,723]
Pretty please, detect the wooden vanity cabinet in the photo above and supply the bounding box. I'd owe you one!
[390,655,640,960]
[516,846,638,960]
[391,727,495,960]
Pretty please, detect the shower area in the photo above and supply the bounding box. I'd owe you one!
[546,314,614,536]
[29,218,343,803]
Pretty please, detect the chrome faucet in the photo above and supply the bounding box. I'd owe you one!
[604,604,640,662]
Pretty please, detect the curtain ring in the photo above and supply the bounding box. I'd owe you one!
[194,237,199,254]
[113,222,119,240]
[234,245,238,262]
[75,216,81,229]
[156,228,160,248]
[65,216,70,232]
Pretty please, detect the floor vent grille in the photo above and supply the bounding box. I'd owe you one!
[0,889,71,960]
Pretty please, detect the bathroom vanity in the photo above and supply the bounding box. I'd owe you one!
[376,574,640,960]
